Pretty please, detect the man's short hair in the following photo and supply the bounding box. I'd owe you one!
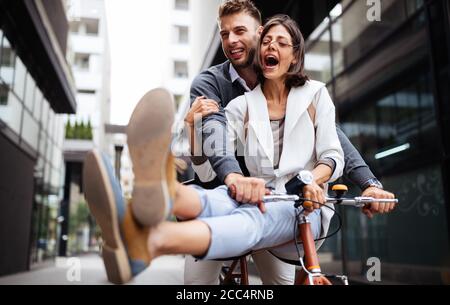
[218,0,262,25]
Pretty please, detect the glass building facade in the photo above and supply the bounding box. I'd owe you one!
[0,29,65,266]
[304,0,450,283]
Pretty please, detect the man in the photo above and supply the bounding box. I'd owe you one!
[182,0,395,285]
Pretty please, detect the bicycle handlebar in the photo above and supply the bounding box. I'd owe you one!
[262,194,398,208]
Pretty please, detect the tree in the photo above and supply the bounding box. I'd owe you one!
[86,119,93,140]
[73,121,80,139]
[65,120,74,139]
[79,120,86,139]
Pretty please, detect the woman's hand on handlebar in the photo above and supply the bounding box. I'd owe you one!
[302,182,325,214]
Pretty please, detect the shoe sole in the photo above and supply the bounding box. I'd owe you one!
[83,150,132,284]
[127,88,175,227]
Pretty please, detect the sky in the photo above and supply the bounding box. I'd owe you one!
[105,0,167,125]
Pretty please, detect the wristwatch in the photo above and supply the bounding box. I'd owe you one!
[285,170,314,195]
[364,178,383,190]
[298,170,314,185]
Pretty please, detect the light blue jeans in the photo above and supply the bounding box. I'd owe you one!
[191,185,322,260]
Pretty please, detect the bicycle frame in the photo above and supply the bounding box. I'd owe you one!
[295,213,333,285]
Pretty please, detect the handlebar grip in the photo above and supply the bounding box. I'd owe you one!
[303,201,313,209]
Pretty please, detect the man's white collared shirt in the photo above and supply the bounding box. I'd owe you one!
[229,64,251,92]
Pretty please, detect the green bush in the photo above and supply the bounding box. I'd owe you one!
[65,119,93,140]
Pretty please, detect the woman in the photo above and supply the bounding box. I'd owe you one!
[84,15,344,284]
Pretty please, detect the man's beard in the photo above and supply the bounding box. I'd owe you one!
[233,47,256,69]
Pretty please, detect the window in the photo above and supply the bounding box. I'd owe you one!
[21,111,39,150]
[376,94,398,150]
[77,89,96,95]
[69,20,78,33]
[69,18,99,35]
[175,26,189,44]
[405,0,425,17]
[53,116,63,148]
[47,109,55,140]
[0,43,14,67]
[340,64,439,171]
[175,0,189,10]
[33,88,43,121]
[0,83,8,105]
[46,136,53,164]
[74,53,90,70]
[51,167,60,189]
[305,29,332,83]
[13,56,26,100]
[24,73,36,111]
[0,90,23,134]
[35,155,45,179]
[41,99,49,131]
[448,1,450,26]
[330,0,410,74]
[174,61,188,78]
[0,34,15,85]
[44,161,51,185]
[0,38,14,67]
[85,18,100,35]
[39,130,47,157]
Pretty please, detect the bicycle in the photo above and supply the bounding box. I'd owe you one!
[217,184,398,285]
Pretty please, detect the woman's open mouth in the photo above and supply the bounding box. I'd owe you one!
[264,55,279,70]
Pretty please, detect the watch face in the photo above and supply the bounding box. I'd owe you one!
[299,170,314,185]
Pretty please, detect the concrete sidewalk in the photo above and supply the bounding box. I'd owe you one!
[0,254,262,285]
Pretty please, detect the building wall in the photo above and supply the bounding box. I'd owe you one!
[303,0,450,284]
[0,133,35,276]
[41,0,70,55]
[0,22,67,274]
[190,0,222,76]
[189,0,450,284]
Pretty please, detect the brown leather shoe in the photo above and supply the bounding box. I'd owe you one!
[126,88,176,226]
[83,150,151,284]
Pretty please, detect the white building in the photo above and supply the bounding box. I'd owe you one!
[164,0,192,107]
[63,0,112,254]
[172,0,221,159]
[117,0,198,194]
[65,0,111,155]
[107,0,222,194]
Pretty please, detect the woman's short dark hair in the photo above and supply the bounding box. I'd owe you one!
[255,14,309,88]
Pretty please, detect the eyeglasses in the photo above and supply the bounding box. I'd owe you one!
[261,38,295,49]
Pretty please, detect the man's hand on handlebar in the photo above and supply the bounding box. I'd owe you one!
[361,187,396,219]
[225,173,268,213]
